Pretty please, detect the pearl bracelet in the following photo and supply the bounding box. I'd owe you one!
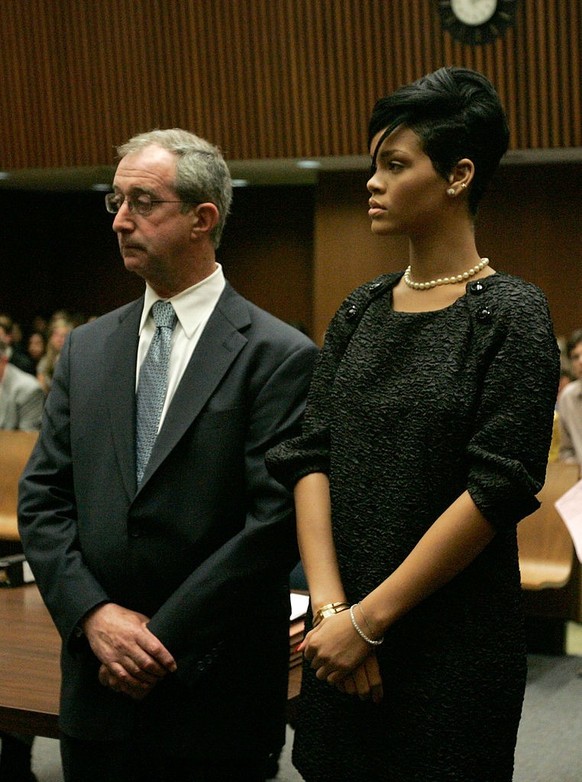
[349,603,384,646]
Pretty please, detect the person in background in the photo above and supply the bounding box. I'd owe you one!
[0,315,36,375]
[36,317,72,394]
[267,67,559,781]
[30,314,49,336]
[18,128,318,782]
[548,357,574,462]
[26,330,47,371]
[558,329,582,468]
[0,339,44,430]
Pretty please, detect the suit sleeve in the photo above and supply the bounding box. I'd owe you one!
[18,335,111,646]
[147,338,319,660]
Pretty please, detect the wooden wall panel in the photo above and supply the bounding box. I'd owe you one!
[0,0,580,171]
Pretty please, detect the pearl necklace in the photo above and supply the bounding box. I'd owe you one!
[404,258,490,290]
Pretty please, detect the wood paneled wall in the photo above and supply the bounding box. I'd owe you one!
[0,0,580,170]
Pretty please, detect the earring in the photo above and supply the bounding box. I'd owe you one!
[461,182,467,189]
[447,188,456,196]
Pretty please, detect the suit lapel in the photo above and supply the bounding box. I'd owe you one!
[106,299,142,499]
[137,285,250,490]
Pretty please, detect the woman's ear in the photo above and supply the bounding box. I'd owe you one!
[190,203,220,240]
[447,158,475,196]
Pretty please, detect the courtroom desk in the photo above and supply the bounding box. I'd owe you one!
[0,584,60,738]
[1,584,306,738]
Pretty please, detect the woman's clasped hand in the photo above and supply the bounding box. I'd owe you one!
[299,609,384,703]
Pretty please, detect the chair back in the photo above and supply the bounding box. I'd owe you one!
[0,430,39,540]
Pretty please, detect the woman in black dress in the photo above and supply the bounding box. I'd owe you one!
[267,68,559,781]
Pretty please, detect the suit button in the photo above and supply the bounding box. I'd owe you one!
[469,281,485,294]
[345,305,358,321]
[129,529,140,538]
[476,307,492,323]
[368,281,383,293]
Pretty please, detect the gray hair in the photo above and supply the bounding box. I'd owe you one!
[117,129,233,248]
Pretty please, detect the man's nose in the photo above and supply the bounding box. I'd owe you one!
[112,201,134,231]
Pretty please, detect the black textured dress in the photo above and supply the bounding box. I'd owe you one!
[267,272,559,781]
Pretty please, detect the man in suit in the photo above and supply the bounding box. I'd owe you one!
[0,339,44,430]
[18,129,318,782]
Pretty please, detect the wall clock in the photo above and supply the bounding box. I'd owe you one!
[437,0,519,45]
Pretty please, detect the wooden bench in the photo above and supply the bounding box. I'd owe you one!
[0,430,39,541]
[518,461,581,652]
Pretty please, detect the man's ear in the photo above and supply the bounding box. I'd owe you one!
[190,203,220,240]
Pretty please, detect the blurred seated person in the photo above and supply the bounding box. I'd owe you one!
[0,339,44,430]
[26,331,47,371]
[549,361,575,463]
[36,317,72,395]
[0,315,36,375]
[558,329,582,468]
[30,314,48,335]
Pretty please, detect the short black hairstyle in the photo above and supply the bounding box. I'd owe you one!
[368,67,509,214]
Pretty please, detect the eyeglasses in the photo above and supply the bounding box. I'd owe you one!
[105,192,196,217]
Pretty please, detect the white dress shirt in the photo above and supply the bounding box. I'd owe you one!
[137,263,226,432]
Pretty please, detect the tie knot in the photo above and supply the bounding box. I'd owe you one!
[152,300,177,330]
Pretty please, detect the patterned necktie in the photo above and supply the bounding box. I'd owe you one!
[136,300,177,485]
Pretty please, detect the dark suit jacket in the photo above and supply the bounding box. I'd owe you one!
[18,283,318,759]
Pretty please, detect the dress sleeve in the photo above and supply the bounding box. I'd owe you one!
[266,285,372,489]
[466,282,560,529]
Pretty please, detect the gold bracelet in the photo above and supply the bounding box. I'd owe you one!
[312,601,350,627]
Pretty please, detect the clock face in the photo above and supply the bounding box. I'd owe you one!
[450,0,497,26]
[437,0,519,45]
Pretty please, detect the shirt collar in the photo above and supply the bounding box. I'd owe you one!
[139,263,226,337]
